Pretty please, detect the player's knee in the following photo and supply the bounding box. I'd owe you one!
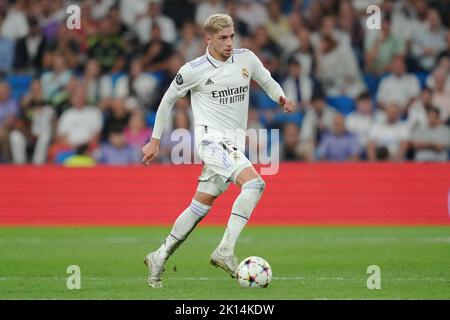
[189,199,211,218]
[242,177,266,195]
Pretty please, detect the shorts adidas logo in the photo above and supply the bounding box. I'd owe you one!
[205,78,214,85]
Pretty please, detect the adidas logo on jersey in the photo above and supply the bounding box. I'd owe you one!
[205,78,214,85]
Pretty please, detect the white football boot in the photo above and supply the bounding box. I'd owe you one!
[210,247,238,278]
[144,252,165,288]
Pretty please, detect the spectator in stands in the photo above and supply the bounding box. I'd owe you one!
[124,108,151,155]
[0,0,28,41]
[317,113,360,161]
[236,0,268,34]
[311,14,351,50]
[176,21,204,62]
[115,57,159,110]
[91,0,116,21]
[300,94,337,161]
[367,104,410,162]
[159,109,194,163]
[72,0,100,55]
[156,52,184,110]
[289,27,315,77]
[0,81,19,162]
[135,0,177,45]
[287,8,304,35]
[224,0,249,38]
[436,31,450,67]
[282,57,317,110]
[428,67,450,123]
[411,8,447,72]
[43,24,81,71]
[13,16,47,74]
[87,17,125,73]
[346,92,381,153]
[249,26,281,81]
[9,79,54,164]
[411,107,450,162]
[63,144,96,167]
[425,65,450,92]
[176,21,206,61]
[20,78,47,108]
[384,0,418,45]
[337,1,364,53]
[315,34,366,98]
[304,1,323,32]
[9,100,54,165]
[0,10,14,73]
[159,0,197,29]
[195,0,225,28]
[265,0,295,52]
[364,15,405,76]
[141,24,174,72]
[50,76,81,117]
[377,55,421,115]
[105,4,128,38]
[40,55,72,103]
[55,86,103,150]
[96,127,140,165]
[406,87,434,133]
[63,143,96,167]
[119,0,149,29]
[101,98,131,141]
[301,93,337,142]
[280,123,308,161]
[82,59,113,106]
[37,0,66,41]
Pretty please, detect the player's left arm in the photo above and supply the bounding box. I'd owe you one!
[249,51,295,113]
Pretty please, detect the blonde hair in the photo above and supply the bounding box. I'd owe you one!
[204,13,234,34]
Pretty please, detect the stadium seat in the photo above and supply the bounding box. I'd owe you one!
[272,110,304,126]
[326,96,356,115]
[363,73,390,98]
[55,150,75,165]
[148,71,166,83]
[414,71,429,89]
[110,72,126,87]
[6,74,33,100]
[146,111,157,127]
[363,73,380,97]
[251,89,278,110]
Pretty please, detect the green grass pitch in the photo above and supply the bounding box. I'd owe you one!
[1,226,449,299]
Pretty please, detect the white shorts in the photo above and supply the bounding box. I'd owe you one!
[195,126,252,196]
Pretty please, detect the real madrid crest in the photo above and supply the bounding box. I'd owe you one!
[242,68,249,79]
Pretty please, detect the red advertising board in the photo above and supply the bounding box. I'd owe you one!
[0,163,449,225]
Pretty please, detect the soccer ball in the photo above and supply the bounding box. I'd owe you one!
[237,256,272,288]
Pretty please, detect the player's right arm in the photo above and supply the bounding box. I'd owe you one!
[248,50,294,113]
[142,64,196,166]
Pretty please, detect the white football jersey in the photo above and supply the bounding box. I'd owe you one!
[152,47,285,150]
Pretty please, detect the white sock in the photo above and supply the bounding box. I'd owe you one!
[219,178,265,256]
[156,199,211,261]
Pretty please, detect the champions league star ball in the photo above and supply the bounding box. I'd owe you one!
[237,256,272,288]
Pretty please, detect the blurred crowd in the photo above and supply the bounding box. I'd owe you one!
[0,0,449,165]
